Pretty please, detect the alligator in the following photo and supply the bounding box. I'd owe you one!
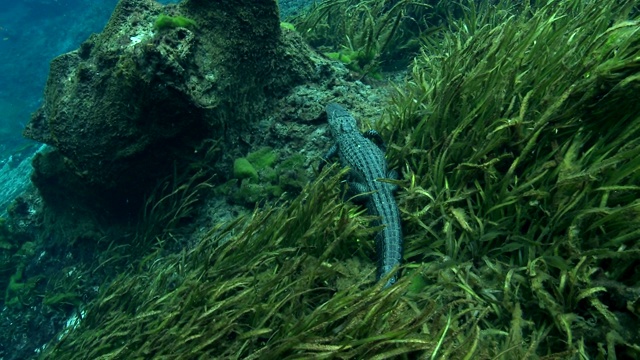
[319,102,403,288]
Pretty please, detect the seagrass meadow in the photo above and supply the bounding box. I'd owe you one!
[42,0,640,359]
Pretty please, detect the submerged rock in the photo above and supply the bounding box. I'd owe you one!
[23,0,319,207]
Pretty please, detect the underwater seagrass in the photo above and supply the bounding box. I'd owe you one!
[292,0,448,76]
[42,0,640,359]
[383,0,640,357]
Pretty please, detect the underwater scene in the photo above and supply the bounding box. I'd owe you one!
[0,0,639,358]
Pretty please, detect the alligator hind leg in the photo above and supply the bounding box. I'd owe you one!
[375,170,400,192]
[346,181,371,204]
[384,169,400,192]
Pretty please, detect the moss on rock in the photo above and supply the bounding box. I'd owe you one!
[233,158,259,181]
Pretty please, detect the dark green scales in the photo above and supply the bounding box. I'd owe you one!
[320,103,403,287]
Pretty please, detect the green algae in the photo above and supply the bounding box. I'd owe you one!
[233,157,259,180]
[246,147,278,170]
[153,14,197,31]
[280,21,296,31]
[231,149,308,205]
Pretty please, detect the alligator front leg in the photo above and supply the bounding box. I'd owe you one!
[318,143,338,172]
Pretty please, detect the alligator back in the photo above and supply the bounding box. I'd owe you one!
[325,103,403,287]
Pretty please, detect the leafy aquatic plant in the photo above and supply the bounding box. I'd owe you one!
[292,0,447,77]
[383,0,640,356]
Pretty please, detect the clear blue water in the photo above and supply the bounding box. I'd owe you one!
[0,0,183,156]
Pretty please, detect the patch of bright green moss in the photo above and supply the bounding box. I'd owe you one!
[246,147,278,170]
[325,51,353,65]
[233,158,258,181]
[280,22,296,31]
[154,14,197,31]
[407,274,428,294]
[324,49,382,79]
[229,151,309,205]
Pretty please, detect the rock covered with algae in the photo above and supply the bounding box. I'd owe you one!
[22,0,322,206]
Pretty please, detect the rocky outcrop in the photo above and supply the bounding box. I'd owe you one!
[23,0,320,206]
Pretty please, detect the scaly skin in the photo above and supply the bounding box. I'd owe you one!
[321,103,403,287]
